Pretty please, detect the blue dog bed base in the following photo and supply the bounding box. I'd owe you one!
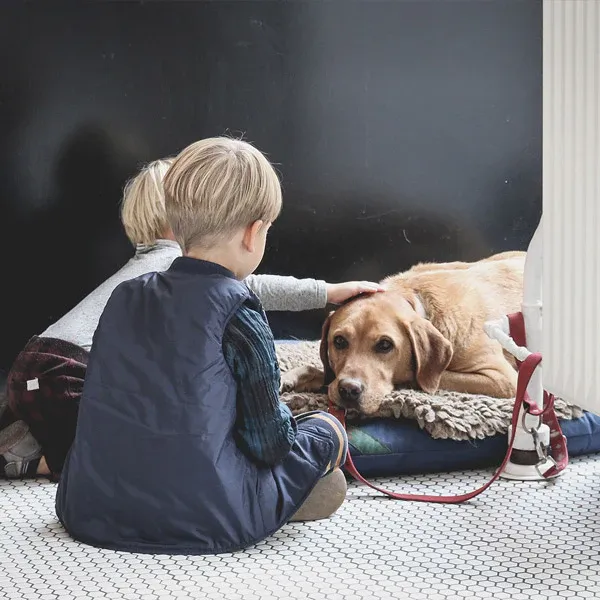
[348,412,600,478]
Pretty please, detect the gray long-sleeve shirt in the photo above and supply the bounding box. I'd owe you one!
[41,239,327,351]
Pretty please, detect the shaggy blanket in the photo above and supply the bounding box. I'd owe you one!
[276,341,583,442]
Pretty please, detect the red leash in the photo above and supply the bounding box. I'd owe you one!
[327,313,568,502]
[506,313,568,478]
[329,352,541,503]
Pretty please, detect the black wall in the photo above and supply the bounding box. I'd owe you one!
[0,0,542,371]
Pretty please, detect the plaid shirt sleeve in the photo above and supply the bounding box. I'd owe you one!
[223,302,297,466]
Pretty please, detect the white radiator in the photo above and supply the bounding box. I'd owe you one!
[542,0,600,414]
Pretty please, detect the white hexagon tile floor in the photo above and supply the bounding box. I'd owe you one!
[2,456,600,600]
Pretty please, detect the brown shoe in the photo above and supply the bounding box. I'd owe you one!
[289,468,347,522]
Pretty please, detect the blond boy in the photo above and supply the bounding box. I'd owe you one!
[54,138,359,554]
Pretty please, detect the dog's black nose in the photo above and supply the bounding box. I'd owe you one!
[338,379,364,405]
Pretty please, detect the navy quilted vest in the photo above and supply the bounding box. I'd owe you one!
[55,257,324,554]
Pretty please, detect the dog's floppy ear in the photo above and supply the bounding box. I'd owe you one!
[406,318,453,393]
[319,311,336,386]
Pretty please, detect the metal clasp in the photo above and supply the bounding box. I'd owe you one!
[521,411,543,435]
[531,428,547,463]
[521,409,554,477]
[526,415,556,478]
[535,454,557,479]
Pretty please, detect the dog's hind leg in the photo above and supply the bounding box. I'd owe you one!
[438,363,517,398]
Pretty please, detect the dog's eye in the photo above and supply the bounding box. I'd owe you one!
[333,335,348,350]
[375,338,394,353]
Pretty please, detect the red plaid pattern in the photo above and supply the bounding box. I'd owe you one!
[7,336,89,478]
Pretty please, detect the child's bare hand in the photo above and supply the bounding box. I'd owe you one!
[326,281,385,305]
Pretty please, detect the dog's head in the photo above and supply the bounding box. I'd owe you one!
[320,292,453,415]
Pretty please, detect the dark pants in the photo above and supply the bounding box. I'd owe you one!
[6,336,88,478]
[294,410,348,476]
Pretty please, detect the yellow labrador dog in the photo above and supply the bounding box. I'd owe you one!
[282,251,525,416]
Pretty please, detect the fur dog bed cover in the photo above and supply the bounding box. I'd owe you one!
[276,342,582,442]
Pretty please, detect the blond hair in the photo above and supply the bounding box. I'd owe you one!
[163,137,282,252]
[120,158,174,246]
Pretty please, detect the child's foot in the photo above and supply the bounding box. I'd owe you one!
[289,468,347,521]
[0,421,42,479]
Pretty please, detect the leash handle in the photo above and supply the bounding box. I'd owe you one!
[506,313,569,478]
[329,352,549,503]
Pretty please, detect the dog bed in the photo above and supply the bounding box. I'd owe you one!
[276,341,600,477]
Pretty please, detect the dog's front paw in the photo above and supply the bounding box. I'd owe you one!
[280,370,298,393]
[280,366,325,393]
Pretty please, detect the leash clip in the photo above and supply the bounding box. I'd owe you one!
[531,428,547,463]
[535,454,558,479]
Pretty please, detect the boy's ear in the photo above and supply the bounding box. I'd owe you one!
[243,220,264,253]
